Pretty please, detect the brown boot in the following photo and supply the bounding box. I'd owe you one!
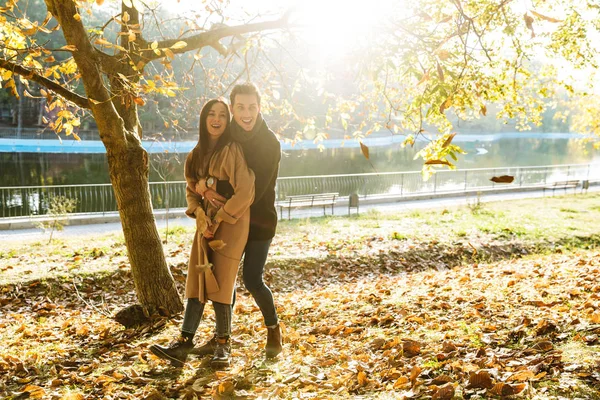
[266,324,282,358]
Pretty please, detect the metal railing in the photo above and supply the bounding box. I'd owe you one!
[1,163,598,218]
[0,127,197,141]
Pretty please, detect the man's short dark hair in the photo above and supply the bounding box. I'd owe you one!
[230,82,261,107]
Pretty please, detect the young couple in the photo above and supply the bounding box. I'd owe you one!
[150,83,282,369]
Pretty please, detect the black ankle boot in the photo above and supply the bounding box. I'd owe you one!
[266,324,282,358]
[149,336,193,367]
[210,337,231,369]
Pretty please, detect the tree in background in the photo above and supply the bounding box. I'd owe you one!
[2,0,600,316]
[0,0,287,317]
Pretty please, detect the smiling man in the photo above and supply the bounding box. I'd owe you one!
[196,83,282,358]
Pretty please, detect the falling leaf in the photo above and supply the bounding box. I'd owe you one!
[360,142,369,160]
[73,13,81,21]
[425,160,451,166]
[530,10,562,23]
[524,13,535,37]
[436,61,444,82]
[95,0,104,5]
[417,70,430,86]
[490,175,514,184]
[208,240,227,251]
[480,104,487,116]
[441,132,456,148]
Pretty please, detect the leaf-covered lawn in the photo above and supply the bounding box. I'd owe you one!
[1,194,600,399]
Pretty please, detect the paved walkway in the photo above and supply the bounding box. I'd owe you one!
[1,186,595,242]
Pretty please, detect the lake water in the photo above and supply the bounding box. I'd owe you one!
[1,133,598,187]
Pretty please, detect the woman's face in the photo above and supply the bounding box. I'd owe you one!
[206,102,228,138]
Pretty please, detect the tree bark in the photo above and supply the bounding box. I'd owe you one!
[105,128,182,314]
[45,0,183,316]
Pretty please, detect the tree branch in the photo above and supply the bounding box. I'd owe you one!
[142,15,289,63]
[0,58,91,108]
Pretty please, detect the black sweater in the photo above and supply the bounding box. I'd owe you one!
[233,120,281,240]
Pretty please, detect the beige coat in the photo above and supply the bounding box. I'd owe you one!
[184,142,255,304]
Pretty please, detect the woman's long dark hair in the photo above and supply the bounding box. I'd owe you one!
[185,98,231,181]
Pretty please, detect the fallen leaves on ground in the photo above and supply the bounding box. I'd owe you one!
[1,209,600,398]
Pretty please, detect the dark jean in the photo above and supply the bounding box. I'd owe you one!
[181,298,231,338]
[240,238,278,327]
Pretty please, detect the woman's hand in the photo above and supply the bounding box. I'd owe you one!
[202,220,220,239]
[195,212,211,233]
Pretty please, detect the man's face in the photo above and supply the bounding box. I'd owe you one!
[231,93,260,132]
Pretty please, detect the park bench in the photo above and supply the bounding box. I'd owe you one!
[543,180,579,196]
[278,193,338,220]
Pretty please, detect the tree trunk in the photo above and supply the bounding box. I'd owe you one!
[105,127,183,315]
[16,79,23,138]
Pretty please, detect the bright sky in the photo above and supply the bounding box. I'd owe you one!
[170,0,399,60]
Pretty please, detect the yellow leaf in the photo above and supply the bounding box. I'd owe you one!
[164,48,174,59]
[23,385,45,398]
[73,13,81,21]
[42,11,52,27]
[591,311,600,324]
[128,31,136,42]
[40,89,48,98]
[530,10,562,23]
[96,0,105,5]
[61,393,84,400]
[60,45,78,52]
[133,96,145,106]
[209,240,227,250]
[360,141,369,160]
[151,41,158,50]
[170,41,187,50]
[64,123,73,136]
[122,11,130,23]
[166,89,176,97]
[217,381,234,396]
[357,371,368,386]
[76,324,89,336]
[94,38,112,47]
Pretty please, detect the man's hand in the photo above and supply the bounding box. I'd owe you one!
[203,188,227,208]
